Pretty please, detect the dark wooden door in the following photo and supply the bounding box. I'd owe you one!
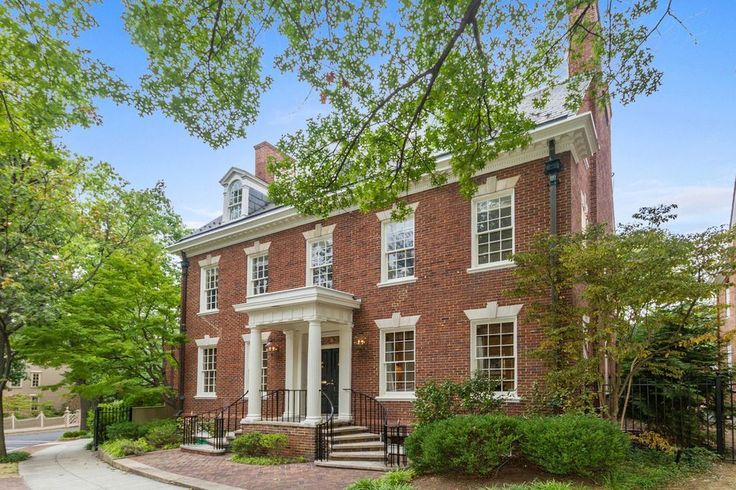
[321,348,339,414]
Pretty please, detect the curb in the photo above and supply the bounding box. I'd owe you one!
[98,450,241,490]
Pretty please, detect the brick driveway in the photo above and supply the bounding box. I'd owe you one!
[130,450,381,490]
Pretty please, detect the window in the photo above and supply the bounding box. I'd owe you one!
[726,287,732,319]
[261,342,269,392]
[309,239,333,288]
[228,180,243,220]
[377,203,418,286]
[465,301,523,399]
[474,321,516,393]
[31,372,40,387]
[303,224,335,288]
[727,345,734,369]
[242,332,268,394]
[376,313,420,400]
[196,336,219,397]
[30,395,38,413]
[198,255,220,314]
[469,175,519,273]
[475,193,513,265]
[580,191,589,231]
[249,254,269,296]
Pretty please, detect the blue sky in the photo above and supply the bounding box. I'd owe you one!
[61,1,736,233]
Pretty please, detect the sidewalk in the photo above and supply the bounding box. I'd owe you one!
[126,449,383,490]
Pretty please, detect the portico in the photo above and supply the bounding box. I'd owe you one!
[233,286,361,425]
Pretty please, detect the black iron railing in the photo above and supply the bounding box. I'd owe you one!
[182,392,248,451]
[260,389,307,422]
[93,404,132,449]
[346,388,387,436]
[384,424,409,467]
[315,390,335,461]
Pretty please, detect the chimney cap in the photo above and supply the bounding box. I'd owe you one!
[254,141,279,151]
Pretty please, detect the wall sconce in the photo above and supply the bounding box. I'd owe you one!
[353,335,367,348]
[264,340,279,353]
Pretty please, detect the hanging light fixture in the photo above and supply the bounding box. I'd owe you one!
[353,335,367,347]
[265,339,279,353]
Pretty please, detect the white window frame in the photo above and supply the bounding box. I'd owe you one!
[726,286,732,319]
[376,203,418,287]
[465,301,523,401]
[195,336,219,399]
[580,190,589,231]
[31,372,41,388]
[468,175,519,274]
[727,344,734,369]
[198,255,220,315]
[375,313,420,401]
[244,241,271,298]
[303,224,336,288]
[227,180,244,220]
[242,332,270,395]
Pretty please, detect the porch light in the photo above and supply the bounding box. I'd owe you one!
[264,340,279,353]
[353,335,367,347]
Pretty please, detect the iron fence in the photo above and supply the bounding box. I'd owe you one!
[93,404,132,449]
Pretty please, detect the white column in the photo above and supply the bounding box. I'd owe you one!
[338,325,352,421]
[284,330,296,418]
[305,319,322,424]
[245,326,262,422]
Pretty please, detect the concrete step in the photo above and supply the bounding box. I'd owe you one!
[330,450,385,462]
[332,441,384,452]
[331,425,369,435]
[332,432,381,443]
[180,444,227,455]
[314,460,388,472]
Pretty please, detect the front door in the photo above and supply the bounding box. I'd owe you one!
[321,348,339,414]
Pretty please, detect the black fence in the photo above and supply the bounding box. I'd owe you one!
[384,424,409,467]
[261,389,307,422]
[618,373,736,463]
[93,404,132,449]
[182,393,248,451]
[315,391,335,461]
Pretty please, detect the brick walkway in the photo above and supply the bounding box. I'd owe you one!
[130,450,382,490]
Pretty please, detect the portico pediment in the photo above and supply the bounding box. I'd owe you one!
[233,286,361,327]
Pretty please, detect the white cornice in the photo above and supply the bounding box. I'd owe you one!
[464,301,523,321]
[244,241,271,256]
[233,285,362,314]
[168,113,598,256]
[374,312,421,330]
[219,167,269,194]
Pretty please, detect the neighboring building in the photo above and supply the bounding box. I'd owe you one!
[5,365,79,415]
[719,177,736,369]
[167,6,613,464]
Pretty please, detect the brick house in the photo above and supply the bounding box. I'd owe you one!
[166,12,613,466]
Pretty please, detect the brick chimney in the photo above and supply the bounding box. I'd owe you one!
[253,141,282,183]
[568,1,600,77]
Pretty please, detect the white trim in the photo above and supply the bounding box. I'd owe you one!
[470,182,517,272]
[464,301,524,321]
[377,203,418,286]
[302,223,336,240]
[244,241,271,256]
[242,333,270,395]
[198,254,221,268]
[199,264,220,314]
[246,251,269,298]
[219,167,269,194]
[167,113,598,256]
[304,225,335,288]
[376,313,419,398]
[469,317,519,399]
[196,336,220,398]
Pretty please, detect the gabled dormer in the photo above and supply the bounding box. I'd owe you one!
[219,167,270,223]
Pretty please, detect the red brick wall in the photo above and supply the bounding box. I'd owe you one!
[238,423,316,460]
[253,141,280,183]
[175,153,585,422]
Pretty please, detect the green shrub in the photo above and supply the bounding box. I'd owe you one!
[61,430,89,439]
[0,451,30,463]
[106,421,145,441]
[602,447,716,490]
[405,414,520,475]
[520,415,629,477]
[346,470,415,490]
[500,482,584,490]
[230,432,288,457]
[413,373,502,427]
[144,420,180,449]
[100,438,151,458]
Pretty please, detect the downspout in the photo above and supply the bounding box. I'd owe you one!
[544,139,562,236]
[176,252,189,416]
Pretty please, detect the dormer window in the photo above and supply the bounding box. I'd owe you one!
[228,181,243,220]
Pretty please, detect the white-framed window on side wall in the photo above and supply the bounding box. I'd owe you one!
[726,286,732,319]
[465,301,524,400]
[468,175,519,274]
[195,336,219,398]
[376,203,418,287]
[303,224,335,288]
[31,372,40,387]
[198,255,220,314]
[242,332,270,394]
[227,180,243,220]
[244,241,271,297]
[375,313,420,401]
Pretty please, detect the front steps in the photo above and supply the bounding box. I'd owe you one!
[315,425,390,471]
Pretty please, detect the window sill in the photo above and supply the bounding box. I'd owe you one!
[197,309,220,317]
[467,261,515,274]
[376,393,416,402]
[495,392,521,403]
[194,394,217,400]
[377,277,417,288]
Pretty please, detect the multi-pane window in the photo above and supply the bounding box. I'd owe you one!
[475,194,513,265]
[250,254,269,296]
[202,347,217,394]
[204,267,219,311]
[384,330,415,393]
[309,239,333,288]
[30,395,38,413]
[726,287,732,319]
[261,343,268,392]
[384,219,415,281]
[31,372,40,387]
[228,181,243,220]
[475,321,515,393]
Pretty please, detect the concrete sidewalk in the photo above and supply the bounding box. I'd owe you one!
[19,439,178,490]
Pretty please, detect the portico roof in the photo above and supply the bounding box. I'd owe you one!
[233,286,361,327]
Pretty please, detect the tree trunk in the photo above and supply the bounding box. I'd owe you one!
[0,384,7,457]
[79,396,90,431]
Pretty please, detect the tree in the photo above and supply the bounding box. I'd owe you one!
[510,206,736,425]
[18,230,185,411]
